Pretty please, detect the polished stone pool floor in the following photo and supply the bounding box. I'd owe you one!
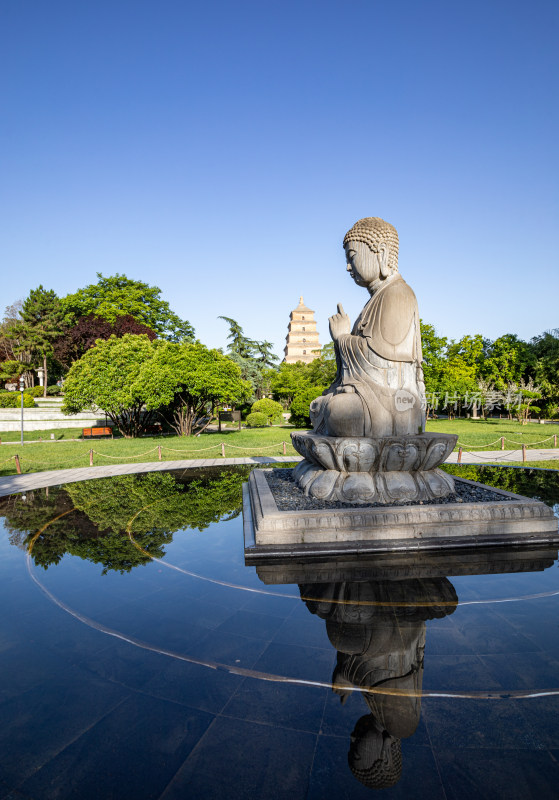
[1,465,559,799]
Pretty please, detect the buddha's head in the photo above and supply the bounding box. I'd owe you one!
[348,714,403,789]
[343,217,399,289]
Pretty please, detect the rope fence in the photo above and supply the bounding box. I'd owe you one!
[92,448,160,460]
[456,437,504,449]
[457,434,557,450]
[1,433,558,476]
[0,441,296,475]
[457,450,519,461]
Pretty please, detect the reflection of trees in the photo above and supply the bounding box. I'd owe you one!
[442,464,559,510]
[0,469,246,573]
[302,578,457,790]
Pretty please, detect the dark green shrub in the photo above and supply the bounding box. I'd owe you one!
[0,392,35,408]
[289,386,324,428]
[24,386,45,397]
[46,385,62,396]
[246,411,268,428]
[251,398,284,424]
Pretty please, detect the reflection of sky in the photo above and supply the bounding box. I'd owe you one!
[1,468,559,796]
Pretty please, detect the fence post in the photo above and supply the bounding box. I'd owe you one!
[14,454,21,474]
[555,435,557,448]
[221,442,225,458]
[89,449,93,467]
[158,445,162,460]
[522,444,527,463]
[283,441,287,455]
[457,447,463,464]
[501,437,505,450]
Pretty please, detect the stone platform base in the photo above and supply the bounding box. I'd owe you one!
[251,545,559,582]
[243,469,559,561]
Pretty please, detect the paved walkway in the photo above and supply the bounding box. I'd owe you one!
[0,456,302,498]
[0,450,558,498]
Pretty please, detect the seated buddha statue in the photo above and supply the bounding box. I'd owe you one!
[310,217,426,438]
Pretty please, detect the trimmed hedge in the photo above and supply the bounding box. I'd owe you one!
[24,386,45,397]
[0,392,36,408]
[251,398,284,424]
[246,411,269,428]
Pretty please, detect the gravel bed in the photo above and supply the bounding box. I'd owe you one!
[265,468,516,511]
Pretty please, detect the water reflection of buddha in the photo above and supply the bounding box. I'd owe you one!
[301,578,457,789]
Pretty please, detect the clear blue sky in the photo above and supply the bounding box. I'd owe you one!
[1,0,558,357]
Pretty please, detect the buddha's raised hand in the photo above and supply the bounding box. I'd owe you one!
[329,303,351,341]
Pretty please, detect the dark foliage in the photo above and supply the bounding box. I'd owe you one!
[54,314,157,367]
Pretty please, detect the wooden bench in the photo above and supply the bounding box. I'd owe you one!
[144,423,163,435]
[82,427,113,439]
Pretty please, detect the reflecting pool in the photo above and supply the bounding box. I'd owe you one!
[1,465,559,799]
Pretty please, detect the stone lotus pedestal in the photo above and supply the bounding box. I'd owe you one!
[291,431,457,504]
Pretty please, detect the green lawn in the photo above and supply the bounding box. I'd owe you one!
[425,418,559,450]
[0,418,557,477]
[0,427,87,443]
[0,426,298,476]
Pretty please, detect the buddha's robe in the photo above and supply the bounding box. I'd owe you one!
[301,578,456,737]
[310,275,426,438]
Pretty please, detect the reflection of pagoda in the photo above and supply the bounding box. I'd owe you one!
[284,297,321,364]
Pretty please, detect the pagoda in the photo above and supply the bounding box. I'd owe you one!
[284,297,321,363]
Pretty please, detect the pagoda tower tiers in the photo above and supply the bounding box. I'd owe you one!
[284,297,321,364]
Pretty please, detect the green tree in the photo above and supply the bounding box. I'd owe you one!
[218,316,256,358]
[63,273,194,341]
[306,342,337,387]
[61,334,158,437]
[420,321,448,397]
[226,351,270,400]
[218,317,278,400]
[530,329,559,416]
[481,334,533,390]
[270,361,312,407]
[0,359,25,385]
[289,385,325,428]
[435,334,483,417]
[1,302,35,387]
[253,339,279,369]
[0,302,21,362]
[10,287,65,396]
[140,340,252,436]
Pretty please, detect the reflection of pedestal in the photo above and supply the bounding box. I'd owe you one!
[243,470,559,559]
[291,431,456,503]
[253,544,559,584]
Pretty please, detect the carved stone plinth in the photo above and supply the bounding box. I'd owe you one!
[291,431,457,504]
[243,470,559,559]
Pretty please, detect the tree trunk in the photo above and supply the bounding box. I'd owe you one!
[43,354,48,398]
